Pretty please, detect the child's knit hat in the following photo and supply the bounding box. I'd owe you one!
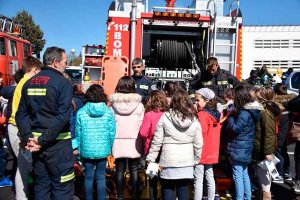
[196,88,215,100]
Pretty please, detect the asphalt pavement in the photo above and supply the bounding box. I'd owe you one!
[270,143,300,200]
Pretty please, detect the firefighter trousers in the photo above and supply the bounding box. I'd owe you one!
[33,141,74,200]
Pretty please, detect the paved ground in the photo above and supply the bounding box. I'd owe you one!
[268,143,299,200]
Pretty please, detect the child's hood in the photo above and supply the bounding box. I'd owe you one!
[274,94,296,103]
[243,101,264,122]
[166,110,195,129]
[83,102,108,117]
[109,93,142,115]
[274,94,296,111]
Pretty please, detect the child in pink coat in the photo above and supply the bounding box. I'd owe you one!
[110,76,145,200]
[140,90,169,200]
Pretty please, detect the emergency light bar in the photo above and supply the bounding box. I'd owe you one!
[153,11,201,19]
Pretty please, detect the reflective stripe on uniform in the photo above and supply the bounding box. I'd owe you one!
[60,172,75,183]
[32,132,71,140]
[217,80,228,85]
[27,88,47,96]
[56,132,72,140]
[202,81,212,86]
[32,132,42,138]
[140,85,149,90]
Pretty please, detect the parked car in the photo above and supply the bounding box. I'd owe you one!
[286,71,300,95]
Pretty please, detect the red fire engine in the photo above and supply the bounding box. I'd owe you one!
[99,0,242,198]
[101,0,242,96]
[0,14,32,86]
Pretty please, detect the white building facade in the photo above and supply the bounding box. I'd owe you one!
[242,25,300,79]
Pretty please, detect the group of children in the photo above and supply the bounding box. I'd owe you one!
[70,73,297,200]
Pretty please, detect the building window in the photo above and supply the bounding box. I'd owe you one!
[292,40,300,48]
[254,60,299,68]
[253,39,295,48]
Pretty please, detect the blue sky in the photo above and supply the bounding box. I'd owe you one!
[1,0,300,57]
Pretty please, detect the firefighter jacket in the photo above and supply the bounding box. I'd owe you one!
[16,66,72,150]
[132,75,153,103]
[190,69,239,103]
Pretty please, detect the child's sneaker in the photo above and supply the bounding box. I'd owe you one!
[272,176,284,184]
[283,173,292,181]
[293,180,300,193]
[0,177,13,187]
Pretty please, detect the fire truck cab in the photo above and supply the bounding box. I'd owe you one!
[102,0,242,95]
[0,14,32,86]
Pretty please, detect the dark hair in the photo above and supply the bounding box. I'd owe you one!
[201,95,218,111]
[170,89,197,120]
[145,90,169,112]
[115,76,136,93]
[22,56,43,73]
[273,83,287,95]
[43,47,65,66]
[132,58,143,66]
[250,69,258,77]
[73,83,84,95]
[287,67,293,73]
[207,57,218,68]
[84,84,107,103]
[233,85,255,112]
[257,86,281,117]
[224,88,234,100]
[257,86,275,101]
[260,65,267,74]
[164,81,179,98]
[14,68,25,84]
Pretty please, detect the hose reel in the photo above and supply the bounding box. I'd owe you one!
[154,39,194,69]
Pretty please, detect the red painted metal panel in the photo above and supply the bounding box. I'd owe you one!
[105,17,131,61]
[236,24,242,80]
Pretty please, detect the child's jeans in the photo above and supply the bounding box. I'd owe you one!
[274,147,284,176]
[83,158,107,200]
[0,140,5,180]
[232,163,251,200]
[161,178,189,200]
[149,175,159,200]
[194,164,215,200]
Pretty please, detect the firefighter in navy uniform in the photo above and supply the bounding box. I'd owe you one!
[190,57,239,104]
[131,58,154,103]
[16,47,74,200]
